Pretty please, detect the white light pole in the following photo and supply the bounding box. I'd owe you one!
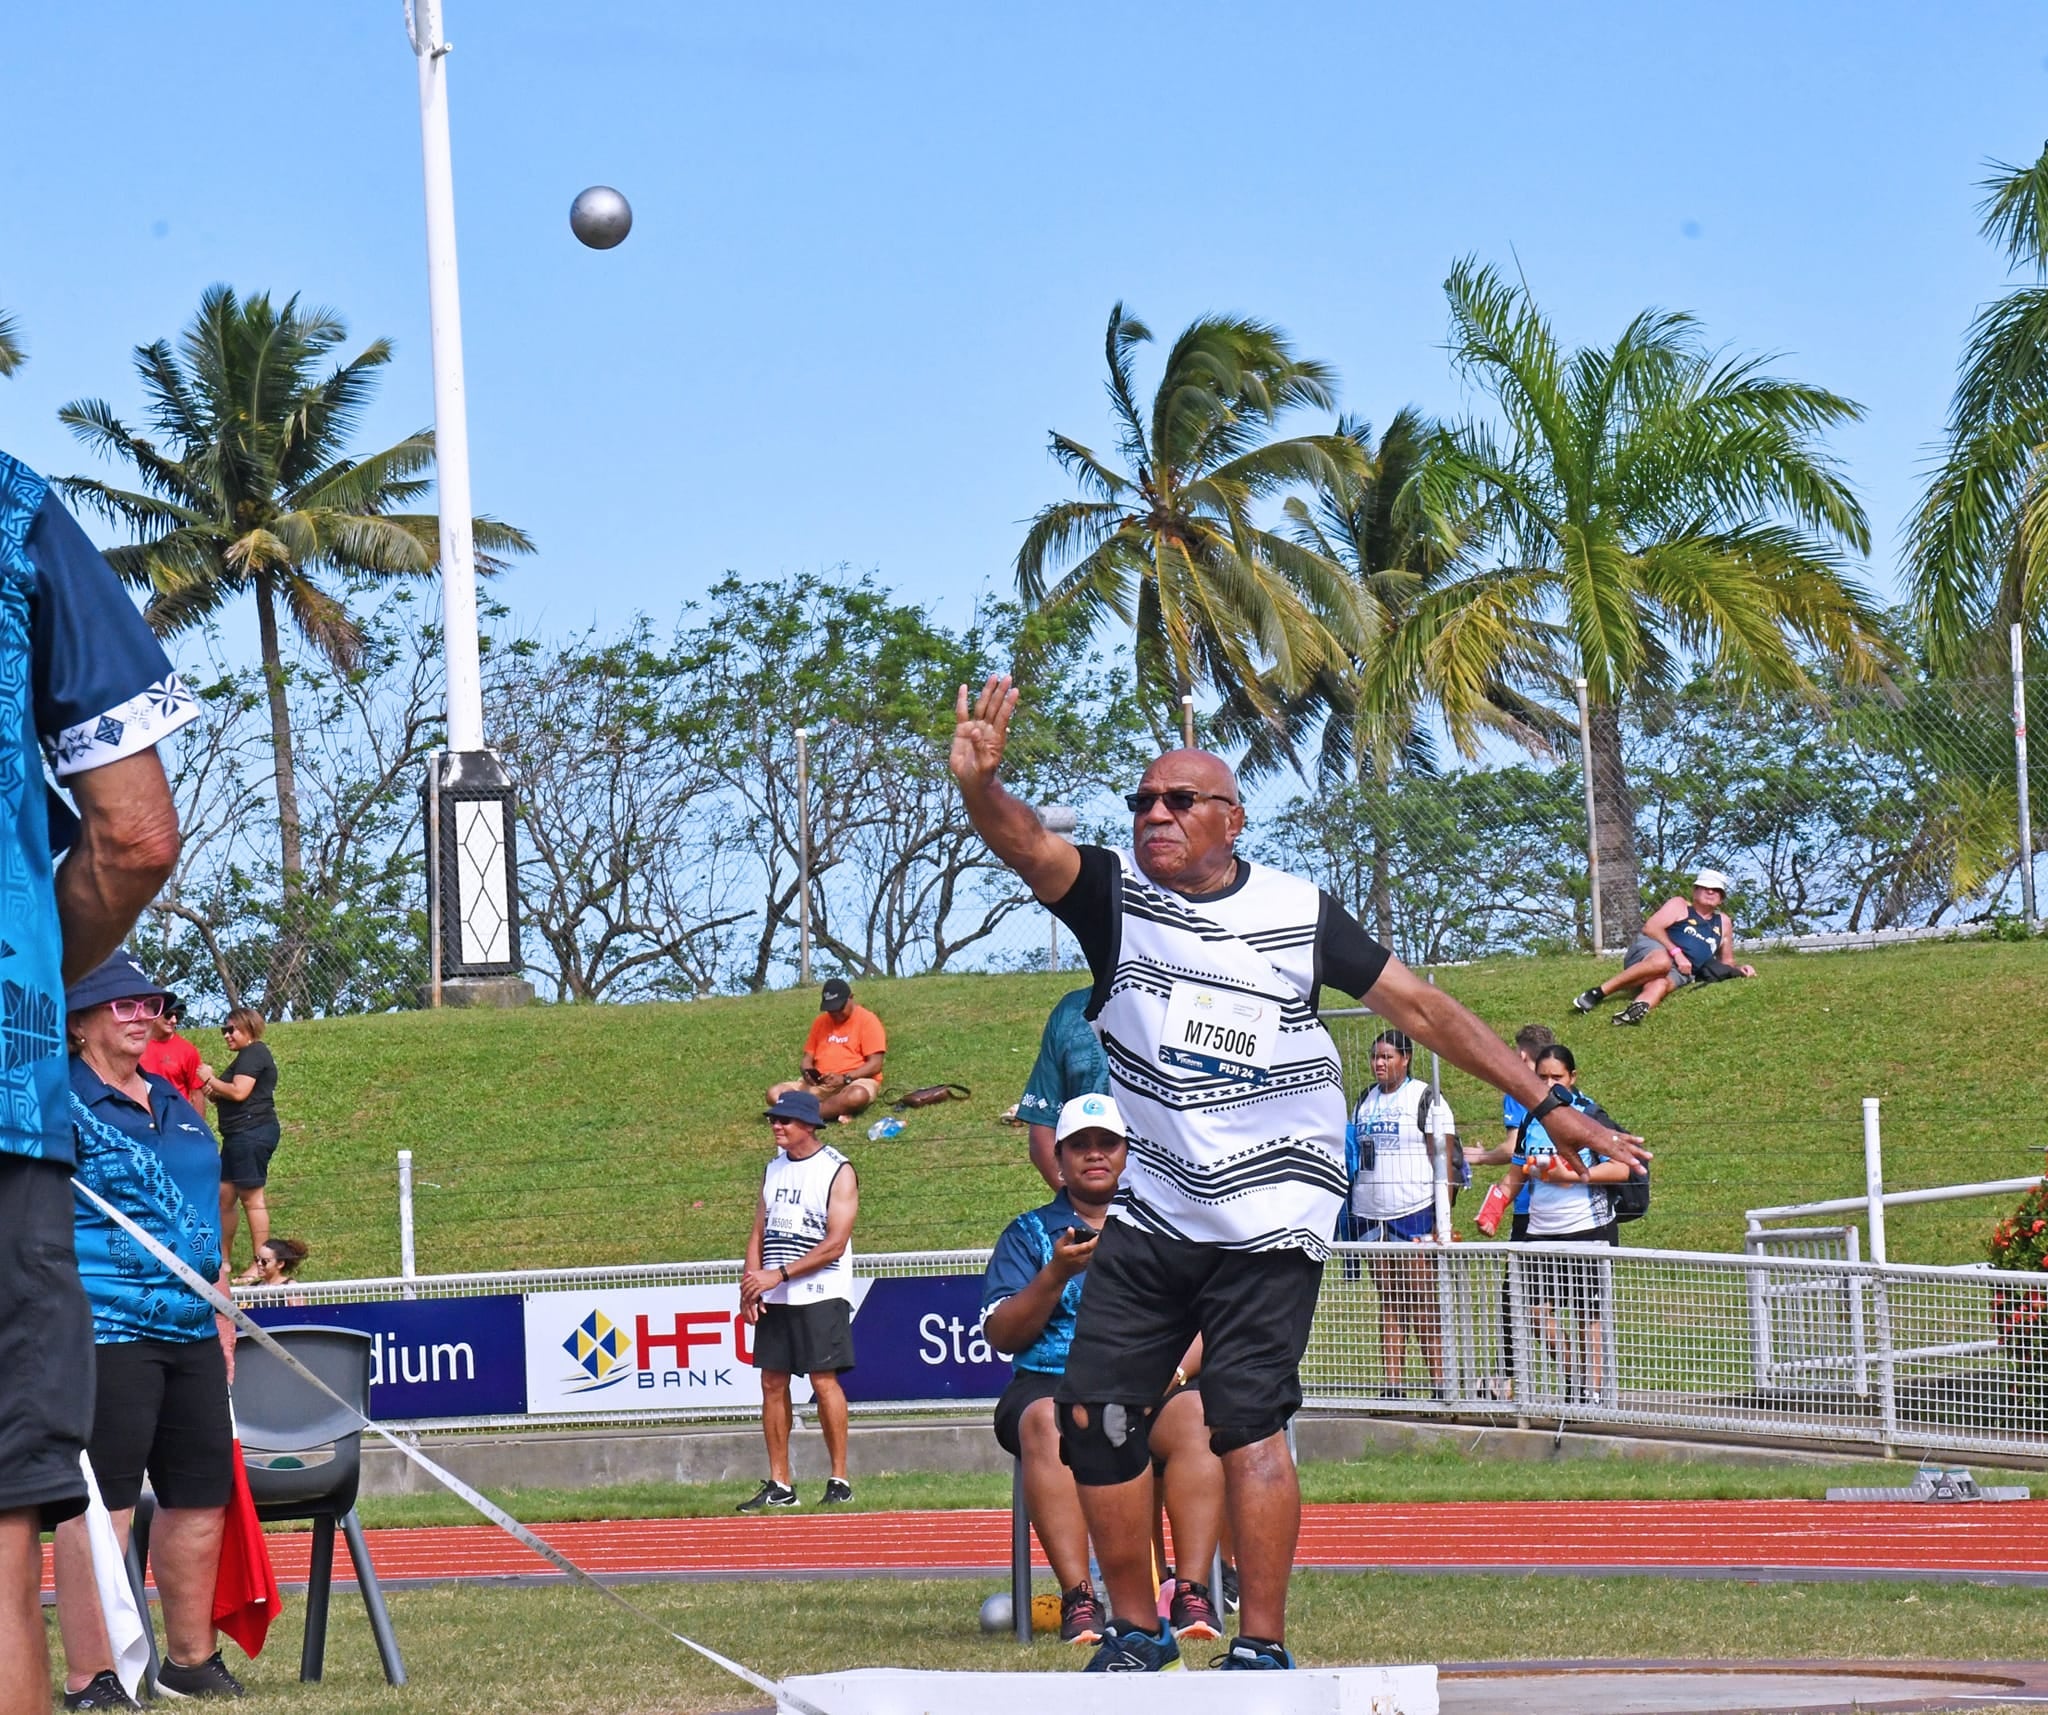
[406,0,483,751]
[405,0,528,1004]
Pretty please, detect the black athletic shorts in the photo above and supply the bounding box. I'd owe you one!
[1057,1219,1323,1454]
[0,1155,94,1527]
[1528,1223,1617,1320]
[750,1298,856,1378]
[993,1367,1061,1459]
[89,1336,234,1512]
[220,1123,281,1190]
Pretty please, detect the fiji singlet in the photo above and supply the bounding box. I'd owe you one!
[1091,850,1348,1257]
[759,1144,854,1305]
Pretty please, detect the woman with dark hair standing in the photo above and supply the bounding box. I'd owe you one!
[199,1007,280,1284]
[1348,1030,1457,1399]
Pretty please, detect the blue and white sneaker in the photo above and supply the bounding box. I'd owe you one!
[1082,1620,1182,1672]
[1215,1636,1296,1670]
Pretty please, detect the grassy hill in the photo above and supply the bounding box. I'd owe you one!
[210,940,2047,1282]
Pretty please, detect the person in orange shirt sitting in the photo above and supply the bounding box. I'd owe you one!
[768,978,886,1124]
[139,993,205,1105]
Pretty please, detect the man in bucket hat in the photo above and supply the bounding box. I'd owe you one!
[1573,868,1758,1025]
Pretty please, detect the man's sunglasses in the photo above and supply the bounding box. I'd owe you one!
[1124,789,1238,815]
[106,996,167,1022]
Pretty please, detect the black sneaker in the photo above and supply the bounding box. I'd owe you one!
[1219,1561,1239,1615]
[819,1477,853,1505]
[64,1672,141,1711]
[1082,1619,1182,1672]
[1215,1636,1296,1671]
[154,1652,245,1699]
[1612,1000,1650,1026]
[1168,1578,1221,1641]
[735,1478,798,1513]
[1572,986,1604,1013]
[1059,1582,1106,1644]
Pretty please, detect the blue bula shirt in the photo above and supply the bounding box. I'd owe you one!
[982,1190,1095,1374]
[70,1060,224,1343]
[1017,988,1110,1126]
[0,455,198,1168]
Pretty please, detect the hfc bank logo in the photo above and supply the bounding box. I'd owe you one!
[561,1310,632,1393]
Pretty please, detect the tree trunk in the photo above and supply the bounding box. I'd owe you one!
[254,575,307,1011]
[1586,698,1643,943]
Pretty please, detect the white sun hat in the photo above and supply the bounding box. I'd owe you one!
[1694,868,1730,893]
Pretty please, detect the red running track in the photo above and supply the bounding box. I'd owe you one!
[44,1501,2048,1591]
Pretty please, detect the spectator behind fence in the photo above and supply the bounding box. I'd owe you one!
[1468,1024,1555,1400]
[1016,986,1110,1191]
[250,1236,310,1305]
[737,1089,859,1513]
[139,993,204,1105]
[983,1095,1226,1646]
[56,950,243,1704]
[1573,869,1757,1026]
[200,1007,281,1283]
[767,977,886,1125]
[1347,1030,1457,1400]
[0,446,192,1715]
[1508,1045,1631,1402]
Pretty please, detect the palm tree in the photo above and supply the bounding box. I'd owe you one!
[0,307,23,377]
[1910,143,2048,670]
[1415,260,1890,939]
[1014,303,1368,741]
[1236,410,1565,939]
[59,285,531,897]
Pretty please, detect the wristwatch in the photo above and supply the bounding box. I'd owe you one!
[778,1265,790,1284]
[1525,1084,1575,1126]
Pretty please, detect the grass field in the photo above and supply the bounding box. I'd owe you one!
[209,939,2047,1281]
[347,1446,1950,1530]
[101,1573,2047,1715]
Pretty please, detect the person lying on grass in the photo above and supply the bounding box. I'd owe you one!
[1573,869,1756,1026]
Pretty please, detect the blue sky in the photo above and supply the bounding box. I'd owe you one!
[5,1,2047,644]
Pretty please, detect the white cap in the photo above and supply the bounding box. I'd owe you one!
[1694,868,1729,893]
[1055,1093,1127,1145]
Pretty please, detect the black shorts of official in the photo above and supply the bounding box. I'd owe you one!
[993,1367,1062,1459]
[1528,1223,1617,1321]
[0,1155,94,1527]
[1057,1219,1323,1456]
[89,1336,234,1512]
[220,1123,280,1190]
[751,1298,856,1378]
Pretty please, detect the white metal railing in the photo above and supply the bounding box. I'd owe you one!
[241,1242,2048,1459]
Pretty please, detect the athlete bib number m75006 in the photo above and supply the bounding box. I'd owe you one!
[1158,979,1280,1083]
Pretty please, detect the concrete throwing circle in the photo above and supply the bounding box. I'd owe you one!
[1439,1658,2048,1714]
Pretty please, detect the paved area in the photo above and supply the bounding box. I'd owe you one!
[1437,1659,2048,1714]
[51,1498,2040,1591]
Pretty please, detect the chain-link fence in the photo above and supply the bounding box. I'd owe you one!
[130,587,2046,1018]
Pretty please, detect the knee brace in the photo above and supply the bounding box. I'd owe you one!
[1055,1397,1157,1486]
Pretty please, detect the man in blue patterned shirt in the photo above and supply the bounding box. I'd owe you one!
[0,454,193,1715]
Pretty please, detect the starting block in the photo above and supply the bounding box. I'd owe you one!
[1826,1465,2031,1503]
[777,1664,1438,1714]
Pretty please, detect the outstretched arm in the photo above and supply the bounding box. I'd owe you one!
[1363,959,1649,1174]
[949,675,1081,903]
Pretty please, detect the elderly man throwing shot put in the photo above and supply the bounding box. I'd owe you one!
[949,675,1648,1672]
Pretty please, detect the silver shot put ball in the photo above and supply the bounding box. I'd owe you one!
[977,1592,1012,1633]
[570,185,633,249]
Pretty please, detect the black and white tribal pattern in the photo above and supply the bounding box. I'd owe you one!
[759,1144,854,1305]
[1095,850,1348,1258]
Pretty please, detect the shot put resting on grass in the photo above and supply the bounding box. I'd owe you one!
[983,1095,1227,1648]
[948,672,1648,1674]
[1574,869,1756,1026]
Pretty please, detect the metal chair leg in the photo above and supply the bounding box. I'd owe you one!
[299,1515,335,1682]
[340,1509,407,1686]
[1009,1459,1032,1643]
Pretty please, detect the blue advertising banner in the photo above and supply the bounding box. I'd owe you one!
[838,1273,1011,1404]
[246,1294,526,1419]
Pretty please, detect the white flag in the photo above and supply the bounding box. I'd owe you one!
[79,1453,151,1698]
